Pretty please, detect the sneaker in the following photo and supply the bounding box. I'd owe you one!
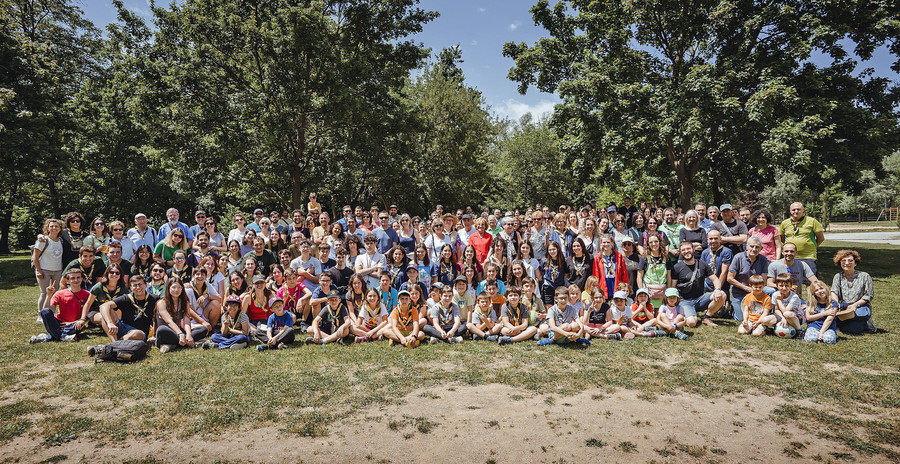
[299,322,310,333]
[354,336,366,343]
[641,331,656,337]
[866,318,878,334]
[405,339,420,348]
[606,333,622,341]
[486,335,499,342]
[62,334,77,342]
[653,330,667,337]
[335,338,345,346]
[229,342,247,350]
[30,333,51,344]
[304,337,318,345]
[674,330,688,340]
[87,345,102,357]
[498,336,513,346]
[472,334,484,341]
[36,315,42,324]
[794,329,805,340]
[429,336,440,345]
[159,344,174,353]
[537,337,554,346]
[389,339,396,346]
[206,342,219,349]
[147,336,156,345]
[576,338,591,346]
[623,332,636,340]
[276,343,287,350]
[201,341,213,350]
[257,344,268,351]
[449,336,463,344]
[532,333,541,341]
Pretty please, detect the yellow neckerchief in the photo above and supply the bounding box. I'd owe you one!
[101,283,124,303]
[438,303,453,326]
[363,302,380,328]
[282,284,297,310]
[327,302,342,326]
[227,309,244,331]
[251,289,267,309]
[190,280,208,299]
[129,293,152,319]
[602,252,615,276]
[397,305,414,329]
[507,302,524,323]
[79,260,95,283]
[476,305,492,324]
[571,253,586,275]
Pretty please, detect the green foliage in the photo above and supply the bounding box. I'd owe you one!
[504,0,900,209]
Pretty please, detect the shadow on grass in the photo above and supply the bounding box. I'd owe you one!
[0,252,35,290]
[818,242,900,279]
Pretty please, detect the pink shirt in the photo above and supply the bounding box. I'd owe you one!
[749,225,778,261]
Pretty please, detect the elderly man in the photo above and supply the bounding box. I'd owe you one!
[711,204,748,256]
[157,208,194,248]
[456,213,476,255]
[726,236,770,321]
[778,202,825,275]
[127,213,158,250]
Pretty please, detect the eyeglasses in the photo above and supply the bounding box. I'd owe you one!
[112,228,123,232]
[69,219,81,223]
[380,217,389,220]
[173,234,184,238]
[95,222,105,227]
[151,269,163,273]
[108,271,121,275]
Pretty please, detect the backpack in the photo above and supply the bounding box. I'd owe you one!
[95,340,150,363]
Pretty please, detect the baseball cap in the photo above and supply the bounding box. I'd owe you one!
[720,204,733,211]
[461,213,473,220]
[664,288,680,298]
[253,208,264,214]
[613,290,628,300]
[252,275,266,284]
[134,213,147,220]
[635,288,649,298]
[326,289,341,299]
[454,275,467,283]
[398,289,411,298]
[225,295,241,304]
[406,263,419,271]
[621,236,634,243]
[431,282,444,290]
[607,206,617,212]
[270,296,283,305]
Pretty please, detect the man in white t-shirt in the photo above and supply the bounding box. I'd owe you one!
[354,234,386,289]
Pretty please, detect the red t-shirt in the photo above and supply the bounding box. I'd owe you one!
[49,288,90,323]
[468,231,493,264]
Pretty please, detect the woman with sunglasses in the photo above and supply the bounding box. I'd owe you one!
[83,263,128,328]
[60,212,88,265]
[227,213,249,245]
[106,220,137,261]
[83,217,111,256]
[425,218,453,265]
[154,228,190,268]
[359,213,375,234]
[397,214,417,255]
[166,249,193,283]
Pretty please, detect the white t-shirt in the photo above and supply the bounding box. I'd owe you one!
[354,252,385,289]
[611,306,633,324]
[227,228,247,245]
[34,237,64,271]
[290,256,323,292]
[425,234,453,264]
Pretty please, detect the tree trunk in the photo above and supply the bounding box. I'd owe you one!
[0,204,12,254]
[291,166,304,211]
[48,177,61,219]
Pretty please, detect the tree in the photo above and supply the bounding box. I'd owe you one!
[504,0,900,209]
[124,0,437,211]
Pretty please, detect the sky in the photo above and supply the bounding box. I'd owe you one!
[80,0,898,122]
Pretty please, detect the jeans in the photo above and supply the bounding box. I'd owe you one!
[36,270,63,312]
[211,333,250,348]
[803,326,837,344]
[39,308,79,341]
[730,295,745,322]
[836,305,872,334]
[678,292,713,318]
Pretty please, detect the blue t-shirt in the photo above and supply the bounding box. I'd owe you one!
[267,311,294,330]
[700,246,733,291]
[379,287,398,310]
[808,301,838,331]
[729,252,770,298]
[372,227,399,255]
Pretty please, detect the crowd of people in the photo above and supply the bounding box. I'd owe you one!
[28,194,877,353]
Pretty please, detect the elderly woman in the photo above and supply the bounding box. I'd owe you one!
[831,249,875,334]
[678,209,708,261]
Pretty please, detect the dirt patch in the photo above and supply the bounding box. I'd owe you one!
[2,384,892,463]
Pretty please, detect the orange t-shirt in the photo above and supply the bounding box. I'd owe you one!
[630,302,655,322]
[389,305,419,332]
[742,292,771,323]
[491,294,507,314]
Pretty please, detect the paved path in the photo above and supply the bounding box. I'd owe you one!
[825,232,900,246]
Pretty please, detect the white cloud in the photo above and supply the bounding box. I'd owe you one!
[509,22,521,31]
[470,39,478,46]
[493,99,557,120]
[477,7,486,12]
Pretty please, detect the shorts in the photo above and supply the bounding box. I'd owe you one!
[678,292,713,318]
[398,328,413,337]
[86,310,100,322]
[114,320,140,339]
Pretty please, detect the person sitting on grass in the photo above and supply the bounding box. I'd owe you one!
[523,277,548,338]
[609,290,637,339]
[424,285,466,344]
[96,274,156,344]
[738,274,776,337]
[205,295,250,350]
[350,288,388,343]
[185,267,222,329]
[657,288,689,339]
[31,268,89,343]
[306,289,351,345]
[155,276,209,353]
[485,279,506,315]
[243,275,273,330]
[630,288,664,336]
[276,267,312,328]
[467,291,500,341]
[82,263,128,329]
[498,286,537,345]
[452,275,474,323]
[377,271,398,313]
[385,290,423,348]
[582,288,623,340]
[566,284,584,313]
[772,272,804,337]
[257,297,294,351]
[309,271,338,318]
[805,280,838,344]
[538,286,590,346]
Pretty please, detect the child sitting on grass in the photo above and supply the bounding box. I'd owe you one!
[567,284,584,314]
[498,286,537,345]
[539,286,589,346]
[522,277,548,338]
[580,276,599,307]
[205,295,250,349]
[257,297,294,351]
[424,285,466,344]
[804,281,838,344]
[610,290,636,339]
[630,288,665,337]
[350,288,388,343]
[772,273,804,337]
[385,290,423,347]
[306,289,350,345]
[467,291,500,341]
[582,288,622,340]
[738,274,776,337]
[658,288,688,339]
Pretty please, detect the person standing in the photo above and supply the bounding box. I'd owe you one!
[127,213,158,252]
[779,202,825,275]
[33,219,65,313]
[711,204,748,257]
[158,208,195,249]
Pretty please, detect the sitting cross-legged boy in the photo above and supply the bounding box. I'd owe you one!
[384,290,424,348]
[257,297,295,351]
[738,274,777,337]
[204,295,251,349]
[424,285,467,344]
[467,291,501,341]
[497,286,537,345]
[306,289,351,345]
[539,286,590,346]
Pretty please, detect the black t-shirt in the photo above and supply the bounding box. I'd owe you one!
[671,260,714,299]
[566,253,594,291]
[320,258,337,271]
[243,250,277,276]
[679,228,708,260]
[328,266,353,289]
[712,220,749,255]
[317,303,349,333]
[112,293,158,335]
[586,302,610,325]
[64,258,107,287]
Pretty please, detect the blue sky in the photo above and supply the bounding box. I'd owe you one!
[80,0,898,121]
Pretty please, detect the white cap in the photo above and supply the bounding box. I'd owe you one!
[613,290,628,300]
[134,213,147,220]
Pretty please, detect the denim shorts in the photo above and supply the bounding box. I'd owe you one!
[678,292,713,318]
[115,320,140,339]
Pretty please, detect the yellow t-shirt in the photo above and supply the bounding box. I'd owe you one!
[307,201,321,215]
[778,216,823,260]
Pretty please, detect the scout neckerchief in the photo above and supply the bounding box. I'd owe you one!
[397,305,415,329]
[101,283,125,303]
[476,306,492,325]
[438,303,453,326]
[282,285,298,311]
[190,280,208,301]
[78,260,95,285]
[227,309,244,331]
[327,303,342,328]
[135,226,151,242]
[507,302,524,323]
[135,261,151,279]
[69,229,87,247]
[171,266,189,282]
[649,251,666,266]
[547,259,560,282]
[389,265,402,287]
[602,253,616,277]
[707,246,722,271]
[129,293,152,319]
[251,290,267,310]
[440,260,454,280]
[790,216,803,235]
[571,253,587,278]
[363,302,380,328]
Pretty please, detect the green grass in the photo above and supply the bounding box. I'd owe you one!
[1,242,899,453]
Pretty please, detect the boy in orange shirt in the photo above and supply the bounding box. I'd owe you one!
[738,275,777,337]
[385,290,423,347]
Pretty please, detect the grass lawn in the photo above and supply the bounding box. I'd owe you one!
[0,242,898,463]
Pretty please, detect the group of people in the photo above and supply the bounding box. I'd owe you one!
[28,195,877,352]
